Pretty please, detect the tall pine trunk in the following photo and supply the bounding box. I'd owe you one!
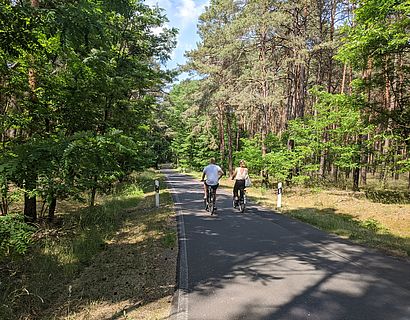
[360,135,368,186]
[353,135,362,191]
[226,109,233,175]
[23,0,40,222]
[218,103,225,165]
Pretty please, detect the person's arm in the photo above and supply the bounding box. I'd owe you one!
[231,168,237,180]
[218,168,225,179]
[201,171,206,181]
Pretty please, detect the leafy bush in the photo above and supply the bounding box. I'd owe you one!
[0,214,36,258]
[235,136,264,174]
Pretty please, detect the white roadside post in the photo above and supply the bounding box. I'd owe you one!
[277,182,283,208]
[155,180,160,207]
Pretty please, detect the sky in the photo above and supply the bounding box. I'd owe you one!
[144,0,210,79]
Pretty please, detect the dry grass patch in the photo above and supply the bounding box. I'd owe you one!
[52,203,176,320]
[246,185,410,257]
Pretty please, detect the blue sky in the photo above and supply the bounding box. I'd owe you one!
[145,0,209,77]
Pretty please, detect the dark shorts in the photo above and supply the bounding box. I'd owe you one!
[205,182,219,190]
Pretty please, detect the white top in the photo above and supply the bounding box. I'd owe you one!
[235,167,248,180]
[203,164,223,185]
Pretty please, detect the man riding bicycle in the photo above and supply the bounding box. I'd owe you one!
[201,158,224,210]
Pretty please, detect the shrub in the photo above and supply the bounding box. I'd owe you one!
[0,214,36,258]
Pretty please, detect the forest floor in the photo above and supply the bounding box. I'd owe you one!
[0,171,177,320]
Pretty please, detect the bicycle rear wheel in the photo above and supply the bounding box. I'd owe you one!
[239,190,246,213]
[239,201,245,213]
[210,190,216,214]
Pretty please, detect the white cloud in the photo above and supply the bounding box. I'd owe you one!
[176,0,206,22]
[144,0,210,74]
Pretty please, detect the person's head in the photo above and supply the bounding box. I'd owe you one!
[239,159,246,167]
[209,157,216,164]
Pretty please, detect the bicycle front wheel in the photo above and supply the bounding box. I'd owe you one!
[240,193,246,213]
[210,190,217,214]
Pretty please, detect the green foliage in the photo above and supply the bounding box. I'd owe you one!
[360,218,385,232]
[0,214,35,258]
[63,130,141,202]
[337,0,410,66]
[235,136,264,174]
[288,89,372,173]
[165,80,220,170]
[0,0,177,216]
[337,0,410,139]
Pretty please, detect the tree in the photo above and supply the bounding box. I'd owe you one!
[0,0,177,220]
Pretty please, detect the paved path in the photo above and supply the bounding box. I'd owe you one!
[165,169,410,320]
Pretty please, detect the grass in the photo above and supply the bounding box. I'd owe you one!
[179,167,410,258]
[0,170,177,320]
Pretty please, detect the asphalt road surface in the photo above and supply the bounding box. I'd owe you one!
[164,169,410,320]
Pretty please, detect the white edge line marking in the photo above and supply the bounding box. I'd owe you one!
[167,173,189,320]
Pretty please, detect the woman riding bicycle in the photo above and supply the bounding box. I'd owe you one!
[231,159,249,208]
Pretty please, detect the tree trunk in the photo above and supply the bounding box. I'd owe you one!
[353,135,362,191]
[319,133,327,179]
[24,173,37,222]
[352,167,360,191]
[226,109,233,175]
[90,187,97,207]
[48,197,57,222]
[327,0,336,93]
[236,127,240,152]
[24,194,36,222]
[341,63,347,93]
[360,134,368,185]
[331,163,338,183]
[23,0,40,222]
[90,176,97,207]
[286,139,295,184]
[408,171,410,191]
[218,103,225,165]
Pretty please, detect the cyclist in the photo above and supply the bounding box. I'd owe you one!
[231,159,249,208]
[201,158,224,209]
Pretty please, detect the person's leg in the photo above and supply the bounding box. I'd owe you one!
[212,184,218,210]
[233,180,239,200]
[238,180,245,201]
[233,181,240,207]
[213,184,218,199]
[203,182,208,199]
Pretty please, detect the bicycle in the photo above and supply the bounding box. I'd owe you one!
[204,184,217,215]
[233,187,247,213]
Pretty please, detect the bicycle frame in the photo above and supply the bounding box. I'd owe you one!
[239,188,247,213]
[233,187,246,213]
[205,185,216,214]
